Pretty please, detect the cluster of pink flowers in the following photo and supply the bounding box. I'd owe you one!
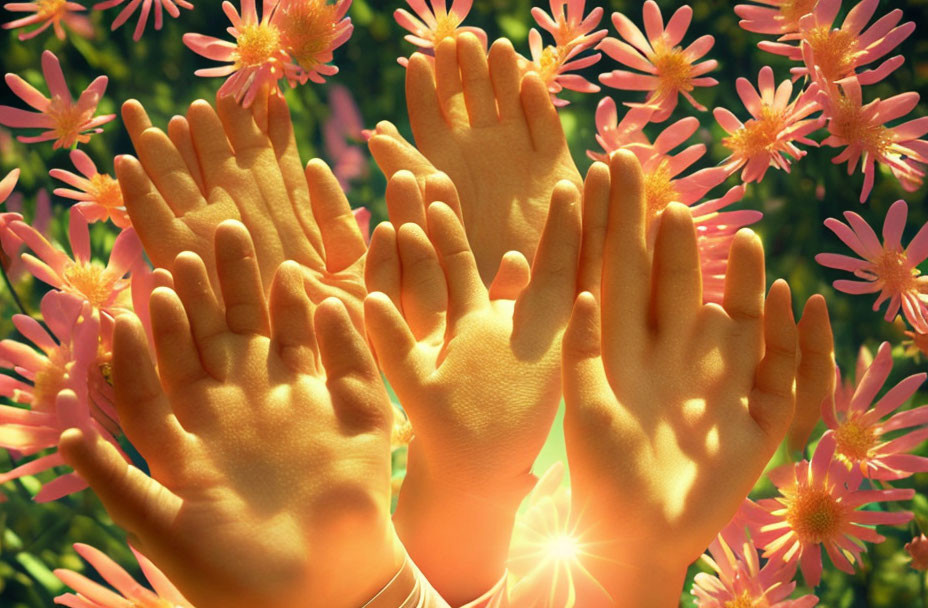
[2,0,194,41]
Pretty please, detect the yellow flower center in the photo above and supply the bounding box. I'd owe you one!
[88,173,123,210]
[277,0,339,70]
[779,0,817,28]
[829,95,892,157]
[834,417,877,463]
[46,95,89,148]
[805,26,860,82]
[724,591,761,608]
[36,0,67,20]
[432,12,462,45]
[235,23,282,68]
[31,357,68,411]
[651,41,693,97]
[875,249,920,297]
[787,487,843,544]
[724,107,787,158]
[644,159,680,221]
[536,45,567,87]
[63,261,117,309]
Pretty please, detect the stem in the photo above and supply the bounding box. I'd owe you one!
[0,261,27,316]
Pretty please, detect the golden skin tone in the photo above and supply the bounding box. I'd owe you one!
[562,152,835,607]
[58,222,405,608]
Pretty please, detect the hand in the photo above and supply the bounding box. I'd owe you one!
[363,180,582,604]
[562,152,821,606]
[117,92,368,328]
[58,221,402,608]
[369,33,581,284]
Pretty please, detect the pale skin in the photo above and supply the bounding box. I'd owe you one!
[368,33,582,284]
[363,177,582,604]
[57,221,404,608]
[562,151,835,606]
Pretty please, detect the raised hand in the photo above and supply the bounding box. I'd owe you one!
[561,152,827,606]
[117,92,368,328]
[58,221,402,608]
[369,33,582,284]
[363,178,582,604]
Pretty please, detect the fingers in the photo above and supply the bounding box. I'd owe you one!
[214,221,270,336]
[187,100,235,192]
[520,72,565,152]
[397,223,448,341]
[434,37,468,127]
[112,316,190,468]
[488,251,531,301]
[562,293,613,420]
[423,171,463,222]
[577,162,611,299]
[133,126,206,217]
[601,151,649,360]
[269,261,319,376]
[488,38,525,123]
[150,287,207,392]
[458,32,497,127]
[788,295,835,451]
[58,428,181,551]
[426,202,487,325]
[216,93,267,159]
[121,99,153,152]
[407,53,449,143]
[514,181,582,333]
[167,115,206,195]
[749,279,798,440]
[151,269,174,290]
[385,170,428,228]
[306,159,367,273]
[363,292,421,393]
[722,229,766,367]
[368,124,435,186]
[650,203,702,334]
[116,157,184,270]
[170,251,228,378]
[315,298,390,431]
[365,222,402,308]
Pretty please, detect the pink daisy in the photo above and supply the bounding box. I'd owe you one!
[0,169,22,260]
[273,0,353,85]
[758,0,914,87]
[0,293,122,501]
[50,149,130,229]
[526,27,602,107]
[747,433,914,587]
[183,0,297,107]
[823,341,928,480]
[693,534,818,607]
[9,209,142,316]
[0,51,115,150]
[598,1,718,122]
[818,78,928,203]
[734,0,818,36]
[587,97,652,161]
[2,188,52,283]
[394,0,487,52]
[531,0,606,49]
[714,66,823,183]
[324,84,367,191]
[816,200,928,332]
[94,0,194,42]
[55,542,193,608]
[2,0,92,40]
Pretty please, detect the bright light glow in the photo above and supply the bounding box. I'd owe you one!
[548,534,580,561]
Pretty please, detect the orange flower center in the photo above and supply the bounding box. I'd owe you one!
[277,0,339,70]
[63,261,117,309]
[875,249,920,297]
[644,159,680,221]
[88,173,123,209]
[31,356,68,411]
[46,95,90,148]
[36,0,68,20]
[805,26,860,82]
[724,107,787,158]
[724,591,760,608]
[834,417,877,463]
[432,12,462,45]
[536,45,567,87]
[779,0,817,28]
[786,487,844,544]
[235,23,282,67]
[651,41,693,97]
[829,95,892,157]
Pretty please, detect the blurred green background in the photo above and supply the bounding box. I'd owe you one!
[1,1,927,606]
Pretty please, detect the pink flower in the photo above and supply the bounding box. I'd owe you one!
[50,149,130,228]
[818,78,928,203]
[352,207,370,246]
[394,0,487,52]
[598,1,718,122]
[0,294,121,501]
[2,0,92,40]
[747,433,914,587]
[94,0,194,42]
[2,188,52,282]
[531,0,606,49]
[758,0,914,87]
[183,0,297,107]
[816,200,928,333]
[0,168,18,203]
[0,51,115,150]
[9,209,142,316]
[0,169,22,262]
[274,0,353,85]
[692,534,818,607]
[734,0,818,36]
[714,66,823,183]
[526,27,602,107]
[905,534,928,571]
[324,84,367,191]
[822,341,928,480]
[587,97,652,160]
[55,542,193,607]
